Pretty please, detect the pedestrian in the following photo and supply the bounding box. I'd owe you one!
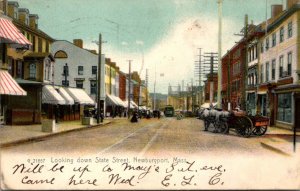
[131,111,138,123]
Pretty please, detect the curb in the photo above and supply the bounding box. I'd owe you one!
[260,142,291,157]
[0,121,112,148]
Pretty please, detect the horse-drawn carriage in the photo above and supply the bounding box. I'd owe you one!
[199,107,269,138]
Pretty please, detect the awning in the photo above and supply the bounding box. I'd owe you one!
[106,94,119,106]
[42,85,65,105]
[257,90,267,95]
[65,87,95,105]
[0,70,27,96]
[57,87,74,105]
[113,96,127,107]
[130,101,138,108]
[0,18,32,46]
[123,100,135,109]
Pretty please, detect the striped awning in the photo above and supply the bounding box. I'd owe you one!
[0,70,27,96]
[42,85,66,105]
[57,87,74,105]
[65,87,95,105]
[0,18,32,46]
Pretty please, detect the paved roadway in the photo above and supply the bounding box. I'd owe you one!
[1,117,298,157]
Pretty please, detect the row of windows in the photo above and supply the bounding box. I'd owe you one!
[62,65,98,76]
[261,21,293,53]
[261,52,292,83]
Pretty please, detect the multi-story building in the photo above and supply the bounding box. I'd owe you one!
[258,0,300,129]
[0,1,31,125]
[5,1,59,124]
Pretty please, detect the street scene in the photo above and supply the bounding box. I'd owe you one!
[0,0,300,190]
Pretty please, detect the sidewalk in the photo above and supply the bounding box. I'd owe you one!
[0,118,115,148]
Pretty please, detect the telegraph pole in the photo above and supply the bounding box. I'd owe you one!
[217,0,223,109]
[127,60,132,119]
[97,33,103,124]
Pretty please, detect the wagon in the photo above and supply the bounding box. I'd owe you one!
[200,108,270,138]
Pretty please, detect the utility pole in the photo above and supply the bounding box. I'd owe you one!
[145,69,149,107]
[217,0,223,109]
[241,14,248,111]
[127,60,132,119]
[97,33,104,124]
[227,50,231,111]
[153,63,157,110]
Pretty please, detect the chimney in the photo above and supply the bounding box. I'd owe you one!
[271,5,283,18]
[7,1,19,19]
[29,14,39,29]
[287,0,300,9]
[73,39,83,48]
[18,8,30,25]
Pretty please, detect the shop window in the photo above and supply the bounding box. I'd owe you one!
[277,93,292,123]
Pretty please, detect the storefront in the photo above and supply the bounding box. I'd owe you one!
[274,84,300,129]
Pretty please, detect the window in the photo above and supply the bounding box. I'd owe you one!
[277,93,292,123]
[46,41,49,53]
[63,64,69,76]
[92,66,97,75]
[44,58,51,81]
[272,33,276,47]
[265,37,269,50]
[261,42,264,53]
[233,62,240,76]
[288,52,292,76]
[76,81,83,89]
[38,37,42,52]
[8,58,13,75]
[272,59,276,80]
[16,61,23,78]
[279,56,284,78]
[62,80,69,86]
[29,63,36,79]
[90,80,97,95]
[78,66,83,75]
[32,35,36,52]
[288,22,293,38]
[266,62,269,82]
[280,27,284,42]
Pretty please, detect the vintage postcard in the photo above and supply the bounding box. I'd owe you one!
[0,0,299,190]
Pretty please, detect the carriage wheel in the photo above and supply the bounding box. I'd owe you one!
[252,126,268,136]
[215,121,229,134]
[235,116,253,138]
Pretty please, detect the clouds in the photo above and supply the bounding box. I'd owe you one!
[83,15,241,94]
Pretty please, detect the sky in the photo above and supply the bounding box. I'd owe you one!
[15,0,285,94]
